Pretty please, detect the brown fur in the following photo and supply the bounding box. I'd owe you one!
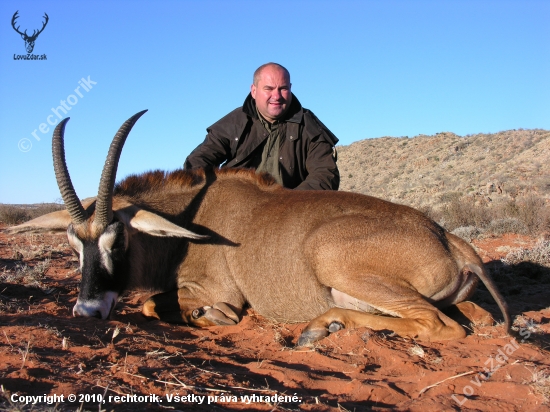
[115,168,278,198]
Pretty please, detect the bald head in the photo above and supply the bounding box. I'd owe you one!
[253,63,291,86]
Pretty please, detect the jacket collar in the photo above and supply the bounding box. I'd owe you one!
[242,92,303,124]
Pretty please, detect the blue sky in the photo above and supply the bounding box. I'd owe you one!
[0,0,548,204]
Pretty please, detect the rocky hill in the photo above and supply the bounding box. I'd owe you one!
[337,129,550,210]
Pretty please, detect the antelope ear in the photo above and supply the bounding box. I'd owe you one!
[4,209,73,234]
[114,207,208,240]
[3,198,96,235]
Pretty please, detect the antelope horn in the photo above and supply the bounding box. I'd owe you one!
[52,118,87,225]
[93,110,148,230]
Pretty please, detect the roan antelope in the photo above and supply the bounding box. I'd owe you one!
[6,111,511,345]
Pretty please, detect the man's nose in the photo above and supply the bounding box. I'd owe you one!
[271,89,283,99]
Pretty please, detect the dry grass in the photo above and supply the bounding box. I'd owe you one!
[529,368,550,404]
[503,238,550,267]
[0,260,50,288]
[0,203,64,225]
[424,195,550,236]
[407,344,425,358]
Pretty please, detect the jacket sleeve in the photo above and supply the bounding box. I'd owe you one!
[294,136,340,190]
[184,128,232,169]
[294,112,340,190]
[184,108,245,169]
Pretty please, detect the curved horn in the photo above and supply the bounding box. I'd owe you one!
[93,110,148,230]
[52,118,87,225]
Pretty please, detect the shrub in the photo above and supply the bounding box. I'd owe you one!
[28,203,65,220]
[439,197,491,231]
[0,205,30,224]
[486,218,528,236]
[451,226,485,242]
[517,196,550,235]
[424,193,550,237]
[0,203,64,225]
[503,239,550,267]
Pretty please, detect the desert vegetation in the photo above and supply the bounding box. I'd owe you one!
[338,129,550,238]
[0,203,64,225]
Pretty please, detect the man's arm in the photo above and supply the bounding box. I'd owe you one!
[184,128,232,169]
[294,111,340,190]
[184,108,248,170]
[294,136,340,190]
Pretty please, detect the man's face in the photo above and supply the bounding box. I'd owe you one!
[251,66,292,123]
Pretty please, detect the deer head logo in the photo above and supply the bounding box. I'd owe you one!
[11,11,49,54]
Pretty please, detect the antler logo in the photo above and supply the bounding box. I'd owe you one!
[11,11,49,53]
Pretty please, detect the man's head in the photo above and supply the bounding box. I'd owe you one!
[251,63,292,123]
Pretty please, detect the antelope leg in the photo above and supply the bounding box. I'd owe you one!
[143,289,241,327]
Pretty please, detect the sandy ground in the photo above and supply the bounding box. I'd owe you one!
[0,225,549,411]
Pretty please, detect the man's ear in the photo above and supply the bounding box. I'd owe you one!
[250,83,257,99]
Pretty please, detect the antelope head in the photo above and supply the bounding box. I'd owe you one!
[7,111,207,319]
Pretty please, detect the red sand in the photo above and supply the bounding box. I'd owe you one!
[1,226,548,411]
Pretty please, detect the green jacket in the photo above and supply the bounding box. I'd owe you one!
[184,93,340,190]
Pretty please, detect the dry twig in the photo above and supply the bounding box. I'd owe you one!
[419,371,475,395]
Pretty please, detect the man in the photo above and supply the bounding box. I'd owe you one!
[184,63,339,190]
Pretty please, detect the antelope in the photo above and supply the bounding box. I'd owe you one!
[11,11,49,54]
[7,111,511,346]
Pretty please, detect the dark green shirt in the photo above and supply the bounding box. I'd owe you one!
[256,108,284,185]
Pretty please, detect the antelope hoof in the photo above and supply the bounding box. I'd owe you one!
[212,302,240,323]
[328,321,344,333]
[204,307,238,326]
[456,301,495,326]
[192,307,206,319]
[296,328,329,347]
[191,303,238,326]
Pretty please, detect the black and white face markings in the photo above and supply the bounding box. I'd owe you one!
[67,222,128,319]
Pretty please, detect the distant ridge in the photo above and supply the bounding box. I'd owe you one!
[337,129,550,209]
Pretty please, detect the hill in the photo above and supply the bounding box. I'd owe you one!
[337,129,550,234]
[338,128,549,206]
